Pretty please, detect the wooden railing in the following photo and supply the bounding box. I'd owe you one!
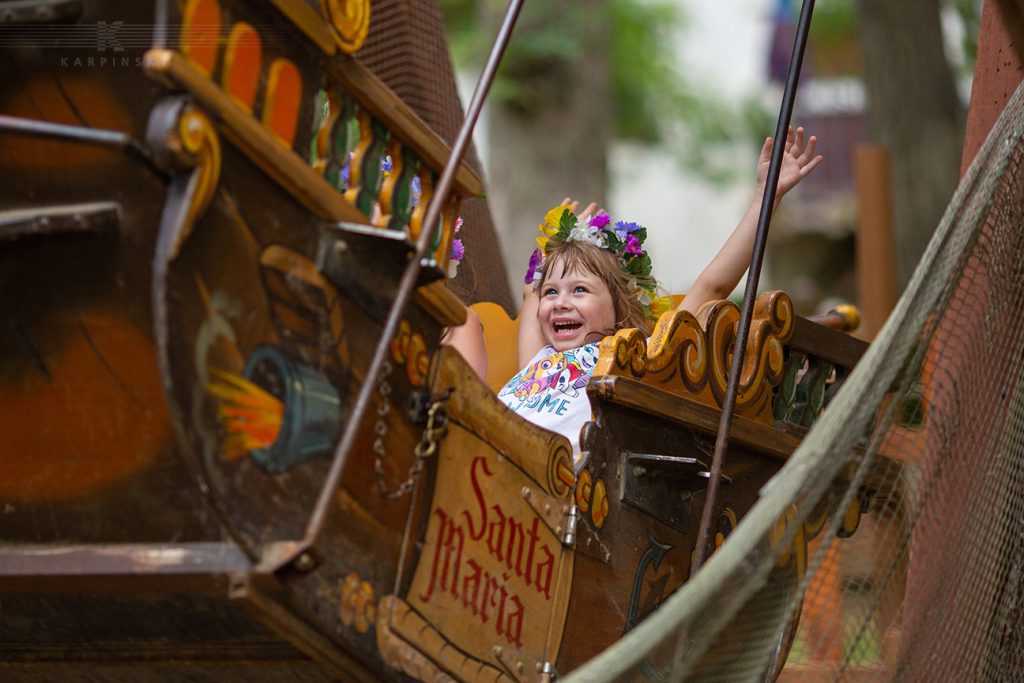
[144,0,481,272]
[773,306,868,428]
[589,292,870,460]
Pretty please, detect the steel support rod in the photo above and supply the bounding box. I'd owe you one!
[303,0,526,549]
[691,0,816,572]
[0,113,132,147]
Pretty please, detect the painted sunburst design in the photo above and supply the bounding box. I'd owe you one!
[206,367,283,460]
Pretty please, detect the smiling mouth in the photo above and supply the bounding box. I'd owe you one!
[553,321,582,335]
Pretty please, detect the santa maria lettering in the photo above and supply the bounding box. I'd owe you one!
[417,456,556,649]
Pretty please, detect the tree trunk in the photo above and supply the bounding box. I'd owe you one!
[484,0,612,299]
[859,0,964,286]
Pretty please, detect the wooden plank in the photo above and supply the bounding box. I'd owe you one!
[0,543,251,594]
[854,146,899,340]
[587,375,902,494]
[996,0,1024,66]
[587,375,802,460]
[143,49,367,225]
[414,280,467,328]
[788,316,869,370]
[962,0,1024,175]
[268,0,337,55]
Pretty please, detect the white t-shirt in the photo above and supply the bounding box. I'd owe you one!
[496,342,602,463]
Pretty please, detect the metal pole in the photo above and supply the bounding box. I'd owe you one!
[691,0,816,572]
[0,114,131,147]
[303,0,526,548]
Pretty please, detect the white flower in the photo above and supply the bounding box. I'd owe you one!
[568,224,606,248]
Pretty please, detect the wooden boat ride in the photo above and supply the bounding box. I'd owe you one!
[0,1,882,680]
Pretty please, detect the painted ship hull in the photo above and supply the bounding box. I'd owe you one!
[0,1,874,680]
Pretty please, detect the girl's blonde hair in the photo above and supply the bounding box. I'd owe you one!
[539,239,653,336]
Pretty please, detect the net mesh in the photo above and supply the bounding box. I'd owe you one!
[564,81,1024,682]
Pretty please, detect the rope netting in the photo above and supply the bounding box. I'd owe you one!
[564,81,1024,682]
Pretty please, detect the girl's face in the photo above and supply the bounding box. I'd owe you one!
[537,265,616,351]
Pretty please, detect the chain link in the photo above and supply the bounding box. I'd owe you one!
[372,360,449,500]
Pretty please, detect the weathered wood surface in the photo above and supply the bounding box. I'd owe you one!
[0,0,473,678]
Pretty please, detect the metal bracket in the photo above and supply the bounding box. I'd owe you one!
[521,486,574,546]
[621,452,731,536]
[493,644,543,683]
[625,452,731,485]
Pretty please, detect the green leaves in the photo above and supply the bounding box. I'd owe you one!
[555,207,576,241]
[625,253,652,277]
[439,0,776,185]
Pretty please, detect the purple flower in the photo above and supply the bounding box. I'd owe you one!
[524,248,543,284]
[340,159,351,187]
[451,238,465,263]
[381,156,393,172]
[588,212,611,229]
[616,220,642,234]
[625,234,643,255]
[411,175,422,207]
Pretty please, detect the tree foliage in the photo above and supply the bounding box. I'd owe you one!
[438,0,773,182]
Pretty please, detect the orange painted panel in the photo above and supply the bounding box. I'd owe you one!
[263,58,302,148]
[223,22,262,112]
[0,314,170,502]
[181,0,222,76]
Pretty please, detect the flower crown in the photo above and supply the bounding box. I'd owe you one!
[526,205,671,318]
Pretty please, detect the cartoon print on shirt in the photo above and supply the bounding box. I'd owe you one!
[511,346,594,402]
[496,343,601,461]
[514,352,568,399]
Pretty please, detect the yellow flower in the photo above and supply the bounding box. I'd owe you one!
[536,204,569,253]
[650,295,674,318]
[542,205,567,231]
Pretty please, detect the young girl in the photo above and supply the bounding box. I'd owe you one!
[450,128,822,462]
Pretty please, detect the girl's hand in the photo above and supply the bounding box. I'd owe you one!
[756,126,822,199]
[560,196,599,222]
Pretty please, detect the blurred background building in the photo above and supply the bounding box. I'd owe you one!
[442,0,974,320]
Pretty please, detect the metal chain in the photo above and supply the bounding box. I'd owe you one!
[371,360,408,498]
[372,360,449,499]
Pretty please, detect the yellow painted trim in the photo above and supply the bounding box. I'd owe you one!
[320,0,371,54]
[144,48,366,225]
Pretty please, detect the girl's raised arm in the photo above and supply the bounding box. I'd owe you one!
[680,127,822,314]
[517,284,546,368]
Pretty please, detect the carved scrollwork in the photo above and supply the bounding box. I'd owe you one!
[146,97,222,259]
[593,291,795,423]
[701,290,794,420]
[321,0,371,54]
